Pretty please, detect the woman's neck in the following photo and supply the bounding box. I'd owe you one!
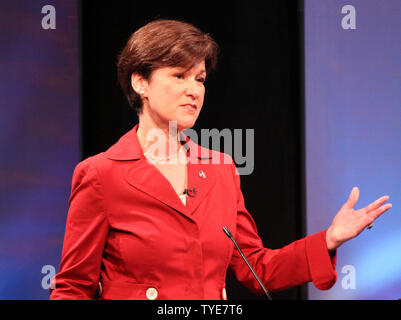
[137,113,182,159]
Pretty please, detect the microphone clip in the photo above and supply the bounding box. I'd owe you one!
[184,187,197,197]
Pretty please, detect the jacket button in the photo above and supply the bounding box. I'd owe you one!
[146,287,158,300]
[222,287,227,300]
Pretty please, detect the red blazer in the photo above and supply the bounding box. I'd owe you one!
[50,124,337,300]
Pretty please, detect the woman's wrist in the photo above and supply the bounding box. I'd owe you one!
[326,226,341,251]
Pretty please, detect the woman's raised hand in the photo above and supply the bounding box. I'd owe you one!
[325,187,392,251]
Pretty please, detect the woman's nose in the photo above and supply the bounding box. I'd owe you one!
[184,79,203,97]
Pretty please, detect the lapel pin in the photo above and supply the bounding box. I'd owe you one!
[199,170,206,179]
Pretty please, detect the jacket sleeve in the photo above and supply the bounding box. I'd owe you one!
[50,159,110,300]
[228,163,337,294]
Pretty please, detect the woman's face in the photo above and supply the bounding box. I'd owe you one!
[139,60,206,131]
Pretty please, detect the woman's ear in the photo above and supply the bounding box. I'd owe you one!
[131,73,148,98]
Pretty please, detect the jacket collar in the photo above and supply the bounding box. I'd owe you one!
[104,124,217,219]
[105,124,213,162]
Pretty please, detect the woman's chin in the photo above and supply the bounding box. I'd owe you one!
[176,118,197,131]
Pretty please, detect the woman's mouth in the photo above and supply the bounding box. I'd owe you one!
[180,104,197,112]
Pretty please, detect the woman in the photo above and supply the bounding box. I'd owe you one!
[50,19,391,300]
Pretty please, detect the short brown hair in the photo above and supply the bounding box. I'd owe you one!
[117,19,219,114]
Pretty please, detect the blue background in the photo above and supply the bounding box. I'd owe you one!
[0,0,79,299]
[305,0,401,299]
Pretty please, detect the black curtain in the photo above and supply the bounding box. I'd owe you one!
[80,0,306,300]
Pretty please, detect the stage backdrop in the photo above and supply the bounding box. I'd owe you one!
[0,0,79,299]
[304,0,401,299]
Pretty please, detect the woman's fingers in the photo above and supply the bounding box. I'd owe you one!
[367,203,392,222]
[365,195,389,213]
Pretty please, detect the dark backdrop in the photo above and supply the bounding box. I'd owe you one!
[80,0,306,300]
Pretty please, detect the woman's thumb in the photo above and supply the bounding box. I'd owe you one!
[346,186,359,209]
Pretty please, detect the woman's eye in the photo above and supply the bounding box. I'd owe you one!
[175,74,184,79]
[197,78,206,83]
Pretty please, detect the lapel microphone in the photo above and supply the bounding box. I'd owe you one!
[222,226,272,300]
[183,187,197,197]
